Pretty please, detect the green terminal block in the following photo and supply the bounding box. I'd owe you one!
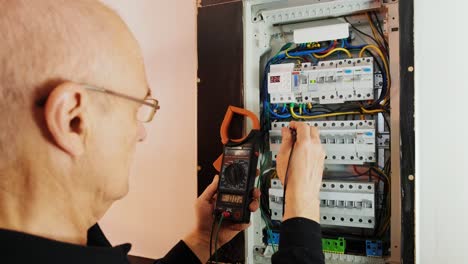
[322,237,346,254]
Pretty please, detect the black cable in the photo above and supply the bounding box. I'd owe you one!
[374,177,385,237]
[382,112,391,132]
[343,16,380,47]
[371,11,389,50]
[259,170,274,219]
[208,216,217,263]
[282,129,297,216]
[214,215,224,264]
[371,11,385,36]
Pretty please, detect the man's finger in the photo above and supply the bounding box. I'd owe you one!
[278,126,292,154]
[252,188,261,199]
[249,199,259,212]
[289,121,312,143]
[199,175,219,202]
[310,126,321,144]
[277,127,293,182]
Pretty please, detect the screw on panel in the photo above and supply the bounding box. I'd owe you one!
[408,174,415,181]
[408,66,414,72]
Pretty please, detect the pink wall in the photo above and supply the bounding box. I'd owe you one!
[99,0,198,259]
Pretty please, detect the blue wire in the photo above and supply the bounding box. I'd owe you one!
[269,107,291,119]
[280,104,287,113]
[302,104,307,114]
[344,38,367,49]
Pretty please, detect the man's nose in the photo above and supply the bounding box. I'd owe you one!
[137,121,147,142]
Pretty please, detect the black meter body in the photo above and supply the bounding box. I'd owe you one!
[214,130,261,223]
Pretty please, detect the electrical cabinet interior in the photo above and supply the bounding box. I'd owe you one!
[242,0,402,263]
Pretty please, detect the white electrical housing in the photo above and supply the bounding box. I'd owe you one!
[270,120,376,165]
[293,22,350,43]
[252,0,382,25]
[268,58,374,105]
[269,179,376,229]
[253,250,385,264]
[324,253,385,264]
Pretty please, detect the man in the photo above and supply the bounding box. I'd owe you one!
[0,0,325,263]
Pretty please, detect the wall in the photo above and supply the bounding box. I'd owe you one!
[415,0,468,263]
[99,0,198,259]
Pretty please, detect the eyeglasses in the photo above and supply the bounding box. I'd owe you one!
[36,84,160,123]
[84,85,160,123]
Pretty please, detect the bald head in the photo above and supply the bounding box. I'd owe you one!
[0,0,147,168]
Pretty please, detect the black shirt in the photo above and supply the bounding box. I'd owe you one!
[0,218,323,263]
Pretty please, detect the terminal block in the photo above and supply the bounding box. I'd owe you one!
[267,230,280,245]
[366,240,383,257]
[322,237,346,254]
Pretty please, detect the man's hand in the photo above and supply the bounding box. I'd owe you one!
[276,121,326,223]
[183,175,260,263]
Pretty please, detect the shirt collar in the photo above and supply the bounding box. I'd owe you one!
[0,224,132,264]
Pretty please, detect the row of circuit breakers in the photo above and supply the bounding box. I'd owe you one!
[269,179,376,229]
[267,58,377,229]
[268,57,374,104]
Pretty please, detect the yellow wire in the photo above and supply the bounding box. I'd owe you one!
[359,45,391,104]
[360,107,385,114]
[313,48,352,59]
[290,106,360,120]
[307,102,313,110]
[285,49,304,61]
[372,167,390,183]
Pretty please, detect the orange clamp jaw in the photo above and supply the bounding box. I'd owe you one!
[220,106,260,145]
[213,106,260,172]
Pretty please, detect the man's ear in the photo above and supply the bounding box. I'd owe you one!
[44,82,89,157]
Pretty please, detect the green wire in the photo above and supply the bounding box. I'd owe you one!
[214,214,224,264]
[257,165,277,253]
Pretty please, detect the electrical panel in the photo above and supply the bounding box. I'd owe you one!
[243,0,402,262]
[270,120,376,165]
[268,58,374,105]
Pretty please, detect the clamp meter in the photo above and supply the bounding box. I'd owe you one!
[212,106,261,223]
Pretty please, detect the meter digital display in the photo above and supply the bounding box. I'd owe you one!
[220,194,244,204]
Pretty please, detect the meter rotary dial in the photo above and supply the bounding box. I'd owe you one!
[221,161,248,191]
